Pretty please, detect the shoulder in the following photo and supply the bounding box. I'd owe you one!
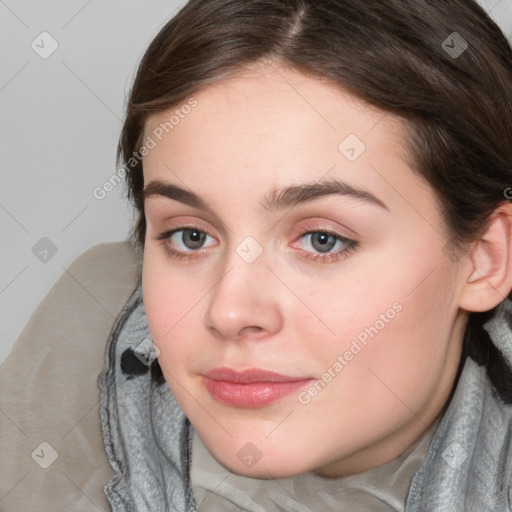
[0,241,142,511]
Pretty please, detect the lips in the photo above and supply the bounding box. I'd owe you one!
[202,367,314,408]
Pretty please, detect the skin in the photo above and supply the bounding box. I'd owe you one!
[139,60,508,479]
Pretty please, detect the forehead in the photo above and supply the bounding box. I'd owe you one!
[142,61,406,154]
[140,62,437,226]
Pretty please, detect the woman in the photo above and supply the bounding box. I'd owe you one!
[99,0,512,510]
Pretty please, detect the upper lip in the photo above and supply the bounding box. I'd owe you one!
[203,367,312,383]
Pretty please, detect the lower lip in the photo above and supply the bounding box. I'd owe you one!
[203,377,314,408]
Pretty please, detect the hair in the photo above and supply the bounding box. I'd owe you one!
[117,0,512,403]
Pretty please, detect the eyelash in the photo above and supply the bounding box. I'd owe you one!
[155,223,360,264]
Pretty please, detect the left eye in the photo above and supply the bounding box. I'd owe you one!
[300,232,344,253]
[290,228,359,263]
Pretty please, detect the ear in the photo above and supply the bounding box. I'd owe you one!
[459,201,512,312]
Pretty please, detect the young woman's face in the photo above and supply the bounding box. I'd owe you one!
[141,62,469,478]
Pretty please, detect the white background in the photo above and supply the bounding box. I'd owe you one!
[1,0,511,365]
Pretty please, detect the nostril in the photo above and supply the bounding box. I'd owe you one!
[238,325,264,338]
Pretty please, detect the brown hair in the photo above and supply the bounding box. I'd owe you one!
[117,0,512,401]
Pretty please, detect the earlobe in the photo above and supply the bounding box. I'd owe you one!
[459,202,512,313]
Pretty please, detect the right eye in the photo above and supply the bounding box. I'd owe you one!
[156,227,217,260]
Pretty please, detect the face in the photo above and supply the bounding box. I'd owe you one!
[141,61,469,479]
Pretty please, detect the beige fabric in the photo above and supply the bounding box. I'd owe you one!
[0,241,142,511]
[191,419,439,512]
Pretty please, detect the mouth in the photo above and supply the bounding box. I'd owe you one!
[202,367,315,408]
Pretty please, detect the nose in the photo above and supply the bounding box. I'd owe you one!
[204,248,283,342]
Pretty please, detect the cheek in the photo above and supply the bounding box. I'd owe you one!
[292,254,456,403]
[283,264,401,357]
[337,270,456,415]
[142,247,201,331]
[142,251,203,370]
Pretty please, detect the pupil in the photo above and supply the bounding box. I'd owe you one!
[312,232,335,253]
[184,229,205,249]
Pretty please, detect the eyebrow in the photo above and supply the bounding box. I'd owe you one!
[143,178,389,214]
